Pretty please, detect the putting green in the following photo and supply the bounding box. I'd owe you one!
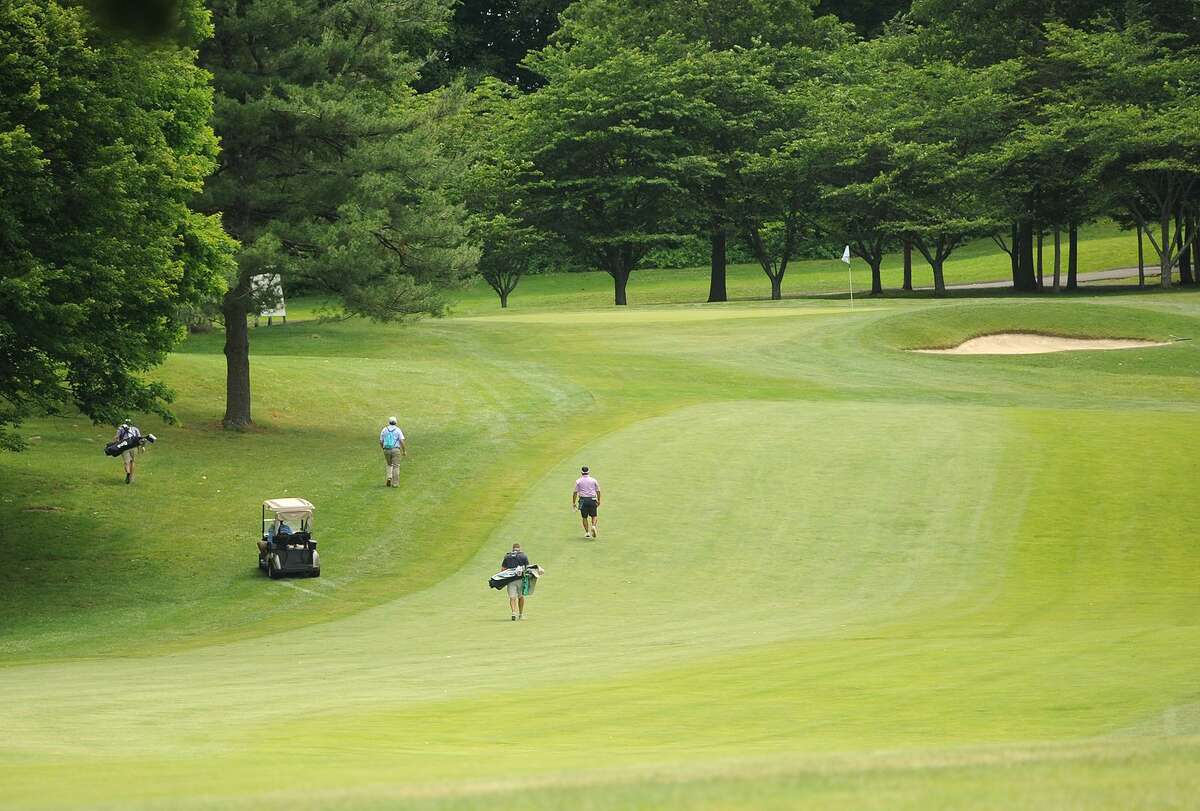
[2,291,1199,809]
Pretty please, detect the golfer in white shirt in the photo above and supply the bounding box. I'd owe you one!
[379,417,407,487]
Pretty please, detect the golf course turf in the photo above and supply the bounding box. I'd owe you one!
[2,254,1200,806]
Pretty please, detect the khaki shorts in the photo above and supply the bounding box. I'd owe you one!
[121,450,135,463]
[506,580,524,598]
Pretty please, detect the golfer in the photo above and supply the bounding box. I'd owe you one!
[572,466,601,538]
[379,416,406,487]
[113,420,142,485]
[501,543,530,621]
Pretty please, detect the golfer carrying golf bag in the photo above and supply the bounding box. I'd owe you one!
[501,543,530,621]
[112,420,141,484]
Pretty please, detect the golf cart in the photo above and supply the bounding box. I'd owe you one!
[258,497,320,579]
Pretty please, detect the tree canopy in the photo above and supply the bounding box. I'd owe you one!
[0,0,233,449]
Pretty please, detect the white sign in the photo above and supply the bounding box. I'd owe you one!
[251,273,286,317]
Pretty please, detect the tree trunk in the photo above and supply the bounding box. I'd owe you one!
[769,274,782,301]
[613,269,630,305]
[1160,208,1173,289]
[931,258,946,296]
[1008,222,1020,286]
[707,226,727,303]
[1193,218,1200,283]
[221,277,253,428]
[1066,224,1079,290]
[1015,219,1037,291]
[1179,212,1194,285]
[1052,228,1061,291]
[500,289,509,308]
[902,239,913,291]
[1138,226,1145,287]
[869,259,883,295]
[1036,230,1044,289]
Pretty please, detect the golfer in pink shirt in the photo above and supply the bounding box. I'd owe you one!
[572,466,601,539]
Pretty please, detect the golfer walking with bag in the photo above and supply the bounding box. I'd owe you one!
[113,420,141,484]
[572,466,601,539]
[501,543,530,621]
[379,417,406,487]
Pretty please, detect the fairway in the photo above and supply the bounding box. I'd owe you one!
[3,290,1200,809]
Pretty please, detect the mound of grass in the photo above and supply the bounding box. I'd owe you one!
[867,300,1196,350]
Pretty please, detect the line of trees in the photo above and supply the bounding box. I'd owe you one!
[5,0,1200,444]
[457,0,1200,306]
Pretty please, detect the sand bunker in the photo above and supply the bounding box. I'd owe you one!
[913,333,1171,355]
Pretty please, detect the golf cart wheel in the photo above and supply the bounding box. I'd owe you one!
[310,568,321,578]
[268,556,284,580]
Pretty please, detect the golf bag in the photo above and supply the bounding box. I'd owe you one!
[104,433,156,457]
[488,564,544,590]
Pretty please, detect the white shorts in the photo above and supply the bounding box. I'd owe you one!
[506,580,524,598]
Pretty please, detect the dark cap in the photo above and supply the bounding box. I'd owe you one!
[581,466,589,474]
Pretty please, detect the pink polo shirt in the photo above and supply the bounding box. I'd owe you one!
[574,475,600,498]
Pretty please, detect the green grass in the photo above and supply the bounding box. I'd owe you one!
[449,220,1140,314]
[2,236,1199,808]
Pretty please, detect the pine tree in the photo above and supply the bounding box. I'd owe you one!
[200,0,476,427]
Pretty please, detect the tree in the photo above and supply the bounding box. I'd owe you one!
[543,0,848,302]
[807,45,905,295]
[517,42,710,305]
[879,60,1016,294]
[0,0,234,450]
[1042,24,1200,289]
[734,56,828,301]
[908,0,1141,294]
[470,213,545,308]
[444,80,540,309]
[200,0,476,427]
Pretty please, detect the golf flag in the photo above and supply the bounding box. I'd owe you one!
[842,245,854,306]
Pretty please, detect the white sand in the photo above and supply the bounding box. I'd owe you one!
[912,333,1171,355]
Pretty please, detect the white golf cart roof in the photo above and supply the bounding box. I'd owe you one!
[263,497,314,512]
[263,498,314,525]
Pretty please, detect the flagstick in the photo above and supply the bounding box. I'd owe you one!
[840,245,854,307]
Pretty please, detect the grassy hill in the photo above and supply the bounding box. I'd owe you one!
[1,234,1199,808]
